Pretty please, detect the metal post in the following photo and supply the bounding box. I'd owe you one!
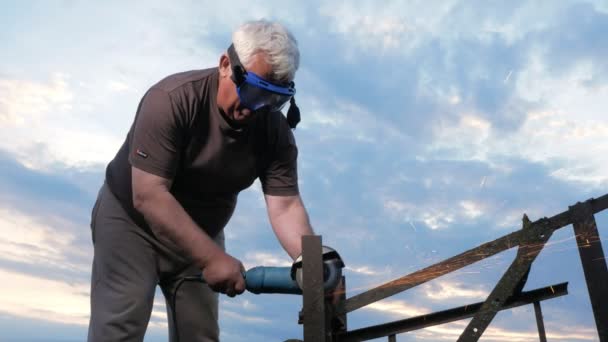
[533,301,547,342]
[388,334,396,342]
[570,201,608,342]
[302,235,327,342]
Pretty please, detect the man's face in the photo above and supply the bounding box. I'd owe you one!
[217,52,274,125]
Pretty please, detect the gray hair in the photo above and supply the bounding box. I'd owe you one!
[232,20,300,83]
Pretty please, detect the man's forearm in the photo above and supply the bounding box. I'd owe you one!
[268,195,315,260]
[135,190,222,268]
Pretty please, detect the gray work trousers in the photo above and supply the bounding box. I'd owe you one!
[87,182,223,342]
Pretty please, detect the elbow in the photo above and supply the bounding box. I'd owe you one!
[132,188,155,215]
[132,186,170,216]
[132,190,146,213]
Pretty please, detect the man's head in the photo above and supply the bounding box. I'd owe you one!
[217,20,300,125]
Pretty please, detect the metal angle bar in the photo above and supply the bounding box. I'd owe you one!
[302,235,327,342]
[334,276,347,333]
[343,193,608,314]
[457,215,554,342]
[333,283,567,342]
[533,301,547,342]
[570,201,608,342]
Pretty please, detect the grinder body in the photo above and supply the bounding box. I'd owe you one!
[244,246,344,295]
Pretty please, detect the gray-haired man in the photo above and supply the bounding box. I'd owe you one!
[88,20,313,341]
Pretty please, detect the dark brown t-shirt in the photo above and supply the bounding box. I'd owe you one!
[105,68,299,238]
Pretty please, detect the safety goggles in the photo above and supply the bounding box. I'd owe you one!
[227,44,296,113]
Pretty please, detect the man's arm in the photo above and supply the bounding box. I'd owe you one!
[132,166,245,296]
[265,194,314,260]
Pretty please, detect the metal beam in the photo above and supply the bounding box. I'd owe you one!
[570,201,608,342]
[533,301,547,342]
[343,194,608,314]
[334,283,568,342]
[458,215,553,341]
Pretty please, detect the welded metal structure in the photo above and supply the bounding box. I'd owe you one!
[291,193,608,341]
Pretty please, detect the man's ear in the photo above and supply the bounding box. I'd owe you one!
[219,54,231,78]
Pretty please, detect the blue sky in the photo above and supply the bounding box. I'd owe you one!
[1,0,608,341]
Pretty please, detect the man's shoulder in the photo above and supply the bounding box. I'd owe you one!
[152,68,218,94]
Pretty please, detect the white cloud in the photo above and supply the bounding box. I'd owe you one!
[460,200,484,219]
[222,309,272,324]
[0,268,89,326]
[222,298,260,312]
[149,298,169,328]
[0,73,73,125]
[429,114,493,162]
[384,198,487,230]
[107,80,135,93]
[298,95,408,147]
[0,206,89,273]
[0,75,123,170]
[364,298,430,317]
[423,280,488,301]
[345,264,391,277]
[242,251,292,270]
[421,210,456,230]
[319,4,410,52]
[426,58,608,188]
[317,1,588,57]
[318,1,459,55]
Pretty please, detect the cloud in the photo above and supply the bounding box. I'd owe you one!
[242,251,292,270]
[0,73,72,125]
[149,299,169,329]
[365,298,430,317]
[222,298,260,312]
[222,309,272,324]
[460,200,484,219]
[318,2,414,53]
[0,206,80,268]
[0,268,89,326]
[422,280,488,301]
[384,198,488,230]
[428,95,608,189]
[346,264,392,277]
[0,75,122,171]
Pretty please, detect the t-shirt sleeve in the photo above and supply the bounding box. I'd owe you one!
[260,126,300,196]
[128,87,184,179]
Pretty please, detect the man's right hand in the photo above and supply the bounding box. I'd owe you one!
[202,251,246,297]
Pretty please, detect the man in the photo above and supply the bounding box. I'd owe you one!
[88,20,314,341]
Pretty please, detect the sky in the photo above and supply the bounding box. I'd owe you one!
[1,0,608,341]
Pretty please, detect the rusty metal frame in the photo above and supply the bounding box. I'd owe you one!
[291,193,608,341]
